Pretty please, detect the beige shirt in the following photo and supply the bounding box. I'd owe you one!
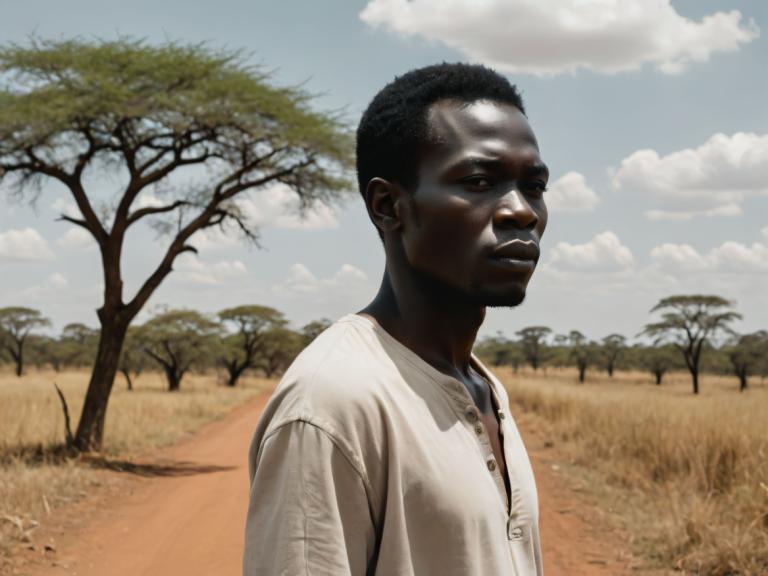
[244,314,542,576]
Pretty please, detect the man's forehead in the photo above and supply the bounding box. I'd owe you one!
[425,99,537,148]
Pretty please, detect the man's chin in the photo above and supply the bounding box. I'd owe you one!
[474,286,527,308]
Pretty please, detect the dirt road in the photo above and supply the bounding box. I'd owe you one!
[15,390,633,576]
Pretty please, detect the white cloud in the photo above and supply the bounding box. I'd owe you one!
[49,273,68,288]
[21,273,69,298]
[189,225,243,251]
[50,197,79,218]
[613,132,768,220]
[546,231,634,272]
[651,237,768,274]
[360,0,759,76]
[174,254,248,285]
[183,184,339,252]
[0,228,55,262]
[57,227,94,249]
[240,183,338,231]
[135,192,165,209]
[273,263,369,297]
[546,172,600,212]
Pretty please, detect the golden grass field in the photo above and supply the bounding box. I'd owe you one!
[498,366,768,576]
[2,365,766,574]
[0,368,273,561]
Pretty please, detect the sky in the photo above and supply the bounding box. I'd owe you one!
[1,0,766,342]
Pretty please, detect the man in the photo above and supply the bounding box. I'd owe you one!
[244,62,548,575]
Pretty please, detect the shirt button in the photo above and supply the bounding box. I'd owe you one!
[509,526,523,540]
[498,411,506,420]
[487,459,497,472]
[474,424,483,435]
[465,407,478,422]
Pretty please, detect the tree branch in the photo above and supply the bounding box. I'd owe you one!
[127,200,190,226]
[57,214,91,231]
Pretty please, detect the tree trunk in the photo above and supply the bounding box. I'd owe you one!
[122,368,133,391]
[15,351,23,377]
[654,370,663,385]
[739,370,748,392]
[73,318,128,452]
[225,360,247,387]
[607,364,614,377]
[691,369,699,395]
[578,363,586,383]
[166,366,181,392]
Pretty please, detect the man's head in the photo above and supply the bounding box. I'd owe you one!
[357,63,548,308]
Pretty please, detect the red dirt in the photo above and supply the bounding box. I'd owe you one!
[8,390,636,576]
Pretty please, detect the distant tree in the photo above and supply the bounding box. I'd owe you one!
[723,331,768,392]
[301,318,332,346]
[638,344,679,385]
[142,310,221,391]
[0,307,51,376]
[59,323,100,367]
[0,38,351,450]
[642,295,741,394]
[515,326,551,371]
[475,334,525,372]
[259,327,303,378]
[558,330,595,383]
[600,333,626,377]
[218,305,286,387]
[118,326,148,391]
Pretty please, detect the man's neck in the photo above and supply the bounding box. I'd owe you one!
[359,269,485,380]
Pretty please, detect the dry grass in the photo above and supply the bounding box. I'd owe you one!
[0,368,273,560]
[499,366,768,576]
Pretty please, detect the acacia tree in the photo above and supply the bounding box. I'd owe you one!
[642,295,741,394]
[142,309,221,391]
[301,318,332,346]
[639,344,679,385]
[600,333,626,377]
[259,327,303,378]
[218,305,285,387]
[723,330,768,392]
[118,326,148,391]
[0,307,51,376]
[515,326,551,371]
[59,323,100,368]
[558,330,595,383]
[0,39,350,450]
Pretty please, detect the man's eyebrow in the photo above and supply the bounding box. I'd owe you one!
[525,163,550,179]
[446,156,508,172]
[447,157,550,179]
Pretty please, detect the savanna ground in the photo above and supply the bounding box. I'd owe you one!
[0,366,766,575]
[502,366,768,576]
[0,368,272,572]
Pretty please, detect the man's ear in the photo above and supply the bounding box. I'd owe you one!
[364,177,405,234]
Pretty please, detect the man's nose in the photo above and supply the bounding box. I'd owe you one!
[493,189,538,229]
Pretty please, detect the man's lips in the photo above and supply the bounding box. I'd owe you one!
[488,241,540,272]
[490,240,540,261]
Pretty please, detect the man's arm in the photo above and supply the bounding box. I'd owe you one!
[243,420,376,575]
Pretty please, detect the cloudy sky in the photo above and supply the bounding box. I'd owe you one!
[1,0,766,341]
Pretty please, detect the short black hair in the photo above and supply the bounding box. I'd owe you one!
[356,62,525,197]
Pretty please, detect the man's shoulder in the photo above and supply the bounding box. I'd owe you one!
[263,315,396,430]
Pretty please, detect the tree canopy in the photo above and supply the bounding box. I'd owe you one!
[218,305,286,386]
[142,309,221,391]
[642,295,741,394]
[0,306,51,376]
[0,37,353,450]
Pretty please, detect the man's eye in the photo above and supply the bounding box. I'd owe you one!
[463,176,493,188]
[523,181,548,196]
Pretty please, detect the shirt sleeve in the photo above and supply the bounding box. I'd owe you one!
[243,420,376,576]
